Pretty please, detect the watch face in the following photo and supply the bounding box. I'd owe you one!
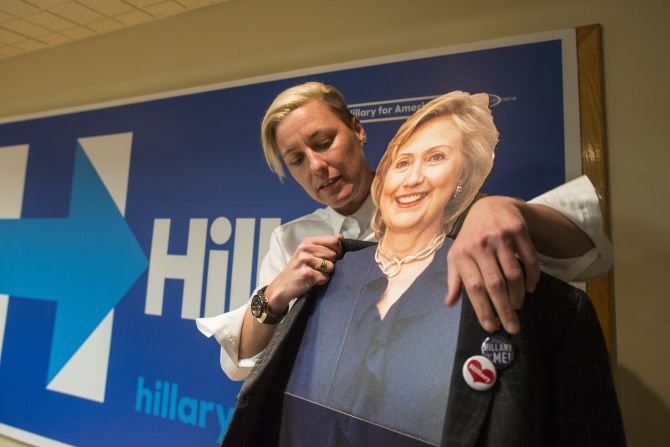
[250,294,264,318]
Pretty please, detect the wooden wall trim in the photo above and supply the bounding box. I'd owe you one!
[577,24,615,356]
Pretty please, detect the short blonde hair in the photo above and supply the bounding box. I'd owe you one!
[260,82,354,180]
[371,91,499,239]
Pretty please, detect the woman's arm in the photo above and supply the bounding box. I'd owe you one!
[199,177,611,379]
[445,176,611,334]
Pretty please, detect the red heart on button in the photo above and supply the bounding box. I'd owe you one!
[467,358,494,384]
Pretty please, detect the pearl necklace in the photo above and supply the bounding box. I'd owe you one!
[375,232,446,278]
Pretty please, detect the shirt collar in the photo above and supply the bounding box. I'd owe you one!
[325,193,376,239]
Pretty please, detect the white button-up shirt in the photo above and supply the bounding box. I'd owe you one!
[196,175,612,380]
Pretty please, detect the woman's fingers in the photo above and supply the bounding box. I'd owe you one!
[447,235,524,333]
[454,255,499,333]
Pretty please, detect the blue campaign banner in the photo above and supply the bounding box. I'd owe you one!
[0,30,578,446]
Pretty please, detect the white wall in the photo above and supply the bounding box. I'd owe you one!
[1,0,668,445]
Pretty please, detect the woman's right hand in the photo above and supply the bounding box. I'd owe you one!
[239,234,344,360]
[263,234,344,313]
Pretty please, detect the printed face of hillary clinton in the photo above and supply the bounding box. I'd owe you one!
[379,114,465,239]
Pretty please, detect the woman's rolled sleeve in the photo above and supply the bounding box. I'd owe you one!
[530,175,613,282]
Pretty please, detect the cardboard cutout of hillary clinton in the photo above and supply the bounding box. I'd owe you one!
[266,91,495,445]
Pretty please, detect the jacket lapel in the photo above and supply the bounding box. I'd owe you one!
[441,295,494,447]
[222,239,378,446]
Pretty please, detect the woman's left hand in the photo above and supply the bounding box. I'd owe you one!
[444,196,540,334]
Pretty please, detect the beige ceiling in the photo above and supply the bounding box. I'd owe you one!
[0,0,230,61]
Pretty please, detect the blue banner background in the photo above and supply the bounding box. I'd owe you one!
[0,36,572,446]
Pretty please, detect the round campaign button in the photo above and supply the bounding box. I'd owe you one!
[480,335,515,369]
[462,355,497,391]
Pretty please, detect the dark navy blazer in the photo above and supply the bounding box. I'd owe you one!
[221,239,626,447]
